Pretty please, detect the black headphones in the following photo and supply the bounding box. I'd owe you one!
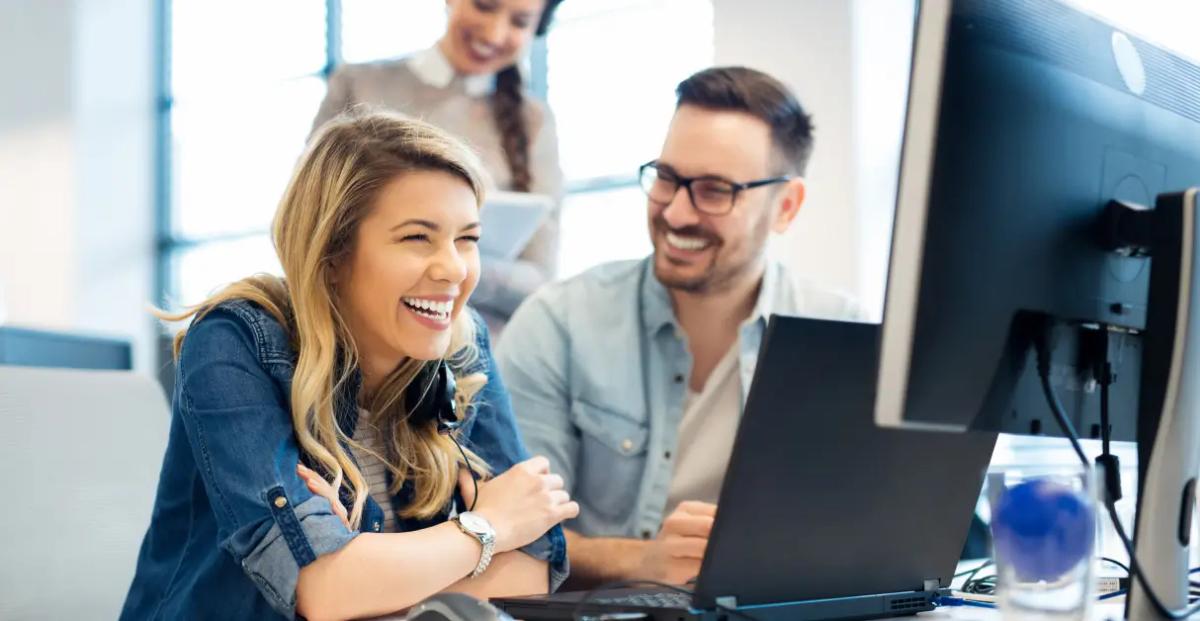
[405,360,460,435]
[407,359,482,511]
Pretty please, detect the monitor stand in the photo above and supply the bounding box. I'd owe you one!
[1110,189,1200,619]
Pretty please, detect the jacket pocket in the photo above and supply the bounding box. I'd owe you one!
[571,399,648,522]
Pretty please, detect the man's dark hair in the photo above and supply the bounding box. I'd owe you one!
[675,66,815,175]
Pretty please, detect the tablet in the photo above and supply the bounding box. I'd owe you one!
[479,191,553,260]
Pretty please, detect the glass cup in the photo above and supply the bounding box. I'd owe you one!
[987,464,1098,621]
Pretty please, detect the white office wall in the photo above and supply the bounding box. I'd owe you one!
[851,0,915,321]
[712,0,865,310]
[0,0,79,329]
[0,0,157,372]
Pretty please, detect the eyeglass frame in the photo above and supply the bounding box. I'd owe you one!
[637,160,794,216]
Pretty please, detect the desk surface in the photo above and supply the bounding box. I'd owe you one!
[899,601,1126,621]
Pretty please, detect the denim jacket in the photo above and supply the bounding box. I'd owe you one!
[121,300,567,620]
[495,258,858,540]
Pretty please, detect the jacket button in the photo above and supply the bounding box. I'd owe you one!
[621,438,634,452]
[273,496,288,508]
[373,521,381,532]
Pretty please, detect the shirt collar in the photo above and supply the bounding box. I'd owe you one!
[639,257,783,336]
[409,45,496,97]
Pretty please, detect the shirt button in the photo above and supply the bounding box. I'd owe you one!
[641,529,653,540]
[673,374,685,384]
[273,496,288,509]
[621,438,634,452]
[664,450,672,459]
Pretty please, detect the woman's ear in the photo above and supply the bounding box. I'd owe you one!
[771,177,806,234]
[327,255,350,291]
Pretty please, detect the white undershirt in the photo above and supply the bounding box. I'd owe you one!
[664,344,743,514]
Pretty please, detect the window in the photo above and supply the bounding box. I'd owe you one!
[340,0,446,64]
[161,1,714,303]
[160,1,447,307]
[547,0,713,277]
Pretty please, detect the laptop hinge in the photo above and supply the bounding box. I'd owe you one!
[922,579,942,592]
[715,596,739,610]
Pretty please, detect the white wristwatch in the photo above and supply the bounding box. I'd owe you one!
[453,511,496,578]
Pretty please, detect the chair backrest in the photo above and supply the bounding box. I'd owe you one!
[0,366,169,620]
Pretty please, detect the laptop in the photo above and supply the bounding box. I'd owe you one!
[493,317,997,620]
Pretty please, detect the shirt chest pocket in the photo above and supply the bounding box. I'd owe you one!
[571,399,649,523]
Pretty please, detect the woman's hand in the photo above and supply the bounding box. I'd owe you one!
[297,463,351,530]
[459,456,579,553]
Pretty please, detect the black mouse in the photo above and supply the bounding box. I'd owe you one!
[405,592,514,621]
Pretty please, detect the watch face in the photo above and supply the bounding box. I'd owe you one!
[459,512,491,534]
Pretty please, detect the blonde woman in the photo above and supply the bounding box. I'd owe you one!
[121,110,577,621]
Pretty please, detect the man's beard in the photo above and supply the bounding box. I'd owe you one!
[652,218,728,294]
[651,214,770,295]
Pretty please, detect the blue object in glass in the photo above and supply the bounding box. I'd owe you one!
[992,479,1095,582]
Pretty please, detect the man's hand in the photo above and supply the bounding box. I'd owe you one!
[635,501,717,584]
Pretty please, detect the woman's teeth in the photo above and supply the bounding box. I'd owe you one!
[403,298,453,321]
[469,40,496,59]
[666,231,711,251]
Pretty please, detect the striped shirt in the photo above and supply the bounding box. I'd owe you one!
[350,408,398,533]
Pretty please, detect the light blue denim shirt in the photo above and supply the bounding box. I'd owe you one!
[495,257,858,540]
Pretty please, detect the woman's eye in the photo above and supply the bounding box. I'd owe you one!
[458,235,481,243]
[398,234,430,243]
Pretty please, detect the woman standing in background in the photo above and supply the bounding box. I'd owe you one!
[313,0,565,333]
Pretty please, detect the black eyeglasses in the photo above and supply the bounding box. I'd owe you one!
[638,160,792,216]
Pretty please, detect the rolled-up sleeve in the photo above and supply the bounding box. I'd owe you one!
[177,310,358,617]
[460,309,570,591]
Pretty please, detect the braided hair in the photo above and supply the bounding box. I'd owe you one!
[489,0,564,192]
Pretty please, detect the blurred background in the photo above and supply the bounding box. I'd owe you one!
[4,0,1200,605]
[2,0,1195,375]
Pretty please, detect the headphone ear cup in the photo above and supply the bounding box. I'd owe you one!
[404,363,437,426]
[435,362,460,434]
[405,362,460,433]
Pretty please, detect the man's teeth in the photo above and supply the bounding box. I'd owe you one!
[665,231,711,251]
[403,298,453,320]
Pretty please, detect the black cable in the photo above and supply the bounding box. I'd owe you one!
[1100,360,1113,456]
[1034,325,1200,619]
[1095,330,1124,505]
[450,435,478,512]
[1104,500,1200,618]
[962,574,997,596]
[1102,556,1131,575]
[1035,362,1090,465]
[569,580,757,621]
[953,559,993,580]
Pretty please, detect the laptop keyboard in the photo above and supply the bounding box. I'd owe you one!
[594,591,693,609]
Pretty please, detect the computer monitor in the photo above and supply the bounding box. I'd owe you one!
[873,0,1200,617]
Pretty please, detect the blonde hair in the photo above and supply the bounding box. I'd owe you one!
[161,108,492,527]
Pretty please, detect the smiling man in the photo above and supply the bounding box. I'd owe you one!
[495,67,859,587]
